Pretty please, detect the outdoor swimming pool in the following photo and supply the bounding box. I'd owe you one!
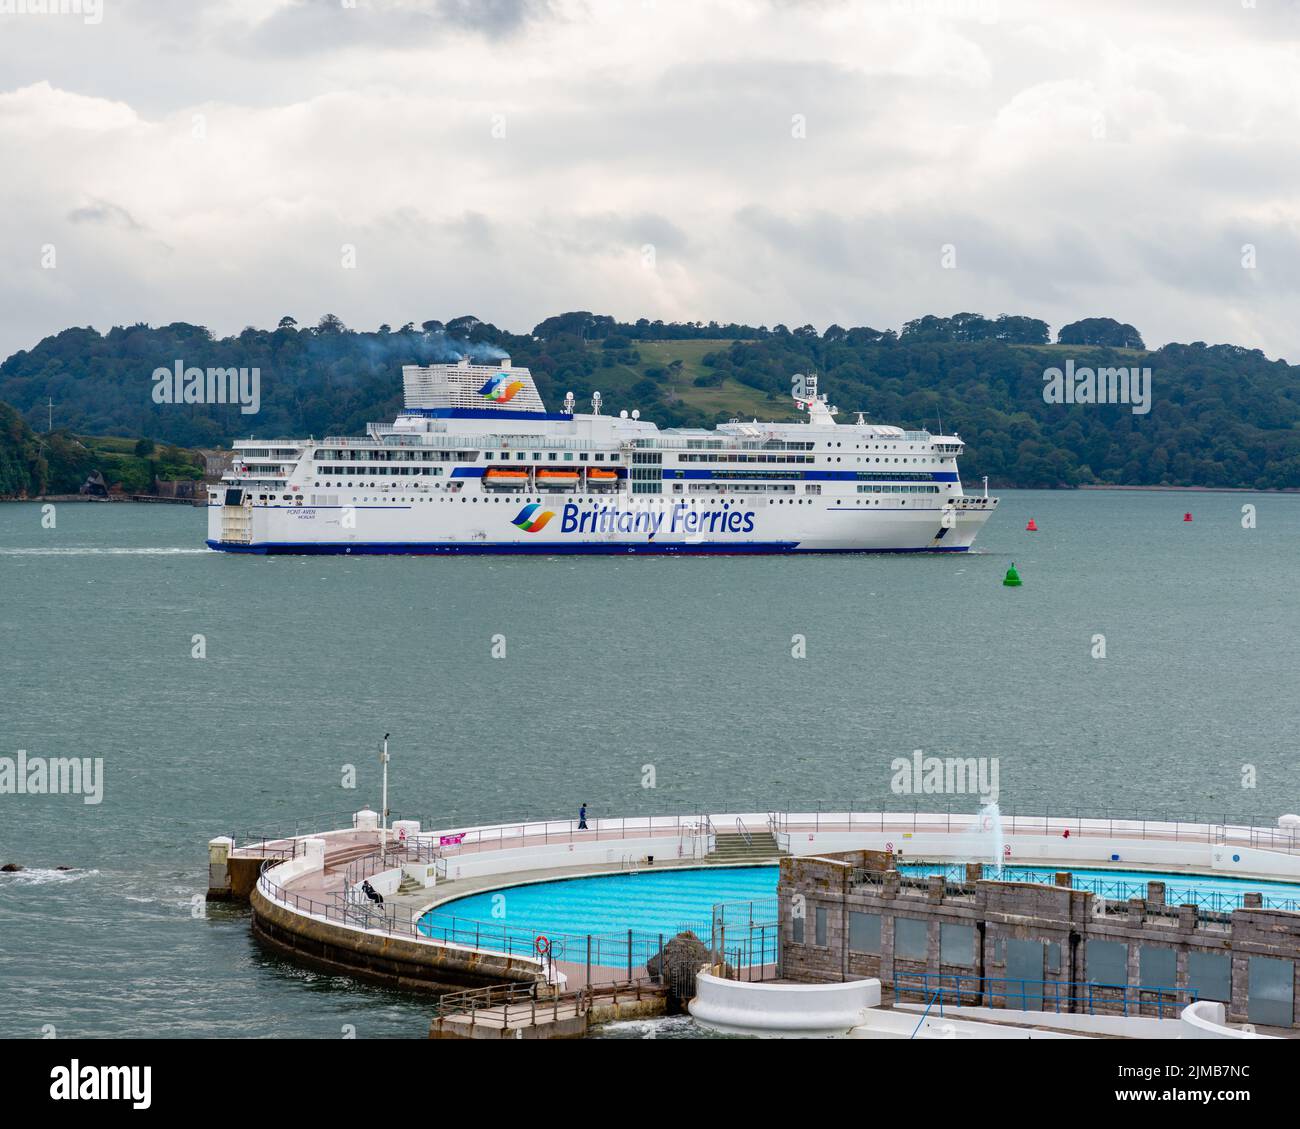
[418,865,777,968]
[416,859,1300,968]
[901,863,1300,914]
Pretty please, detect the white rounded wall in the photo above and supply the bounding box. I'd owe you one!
[689,972,881,1037]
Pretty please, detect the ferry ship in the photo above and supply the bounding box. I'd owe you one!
[206,357,998,554]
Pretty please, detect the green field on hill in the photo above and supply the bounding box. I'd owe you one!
[592,339,800,422]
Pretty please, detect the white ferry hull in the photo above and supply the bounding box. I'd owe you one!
[207,495,995,554]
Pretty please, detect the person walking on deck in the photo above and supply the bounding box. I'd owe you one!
[578,803,588,831]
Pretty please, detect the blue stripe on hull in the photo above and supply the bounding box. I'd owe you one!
[205,539,971,556]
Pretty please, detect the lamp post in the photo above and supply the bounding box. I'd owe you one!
[380,733,390,852]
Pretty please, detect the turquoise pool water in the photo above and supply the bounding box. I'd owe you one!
[419,865,778,967]
[418,859,1300,968]
[903,864,1300,913]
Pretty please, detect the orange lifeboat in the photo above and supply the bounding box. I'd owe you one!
[586,468,618,481]
[485,468,529,485]
[537,469,579,481]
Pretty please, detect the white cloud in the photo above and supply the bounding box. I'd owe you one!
[0,0,1299,359]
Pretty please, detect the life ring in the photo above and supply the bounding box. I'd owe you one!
[534,935,551,957]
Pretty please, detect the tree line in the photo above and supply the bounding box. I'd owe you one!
[2,312,1297,494]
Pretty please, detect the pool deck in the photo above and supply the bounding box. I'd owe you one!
[222,808,1300,1010]
[234,813,1300,931]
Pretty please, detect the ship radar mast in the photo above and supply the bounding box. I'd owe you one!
[563,391,576,415]
[591,391,603,416]
[792,372,839,425]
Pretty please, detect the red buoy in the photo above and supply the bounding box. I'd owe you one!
[1183,512,1193,522]
[1025,518,1038,531]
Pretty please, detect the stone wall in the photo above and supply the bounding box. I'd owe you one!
[250,882,544,994]
[779,855,1300,1029]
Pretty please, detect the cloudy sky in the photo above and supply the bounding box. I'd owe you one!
[2,0,1299,360]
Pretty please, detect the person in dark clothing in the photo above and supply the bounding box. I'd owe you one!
[578,803,588,830]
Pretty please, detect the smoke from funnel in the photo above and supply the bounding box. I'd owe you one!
[306,328,509,370]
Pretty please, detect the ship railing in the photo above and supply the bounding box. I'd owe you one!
[632,437,816,452]
[363,428,606,453]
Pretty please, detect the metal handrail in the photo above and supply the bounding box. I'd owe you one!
[433,981,537,1020]
[910,992,940,1039]
[410,811,720,858]
[778,803,1300,853]
[229,809,420,853]
[903,973,1198,1019]
[243,805,1300,856]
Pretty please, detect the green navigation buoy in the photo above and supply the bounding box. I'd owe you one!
[1002,563,1022,587]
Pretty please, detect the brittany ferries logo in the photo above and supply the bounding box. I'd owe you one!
[478,373,525,404]
[511,503,555,533]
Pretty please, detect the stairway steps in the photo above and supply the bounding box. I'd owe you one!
[710,831,784,862]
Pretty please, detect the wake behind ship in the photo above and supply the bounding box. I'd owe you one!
[206,358,997,554]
